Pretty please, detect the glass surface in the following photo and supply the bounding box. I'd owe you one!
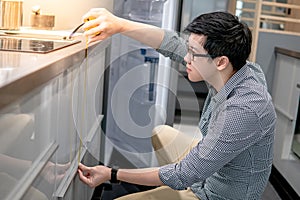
[128,0,166,21]
[0,78,59,199]
[0,40,106,199]
[0,37,80,53]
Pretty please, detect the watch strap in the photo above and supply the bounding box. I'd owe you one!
[110,167,120,184]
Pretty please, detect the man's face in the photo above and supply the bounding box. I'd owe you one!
[184,33,218,83]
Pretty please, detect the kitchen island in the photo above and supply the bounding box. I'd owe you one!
[0,35,110,200]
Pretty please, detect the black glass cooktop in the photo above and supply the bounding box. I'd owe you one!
[0,37,81,53]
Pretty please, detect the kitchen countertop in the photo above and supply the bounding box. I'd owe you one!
[0,36,110,109]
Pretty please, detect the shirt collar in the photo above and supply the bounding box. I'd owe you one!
[208,63,248,105]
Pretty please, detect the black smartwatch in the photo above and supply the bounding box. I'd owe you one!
[110,166,120,184]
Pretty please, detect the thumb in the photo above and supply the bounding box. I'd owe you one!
[78,163,89,171]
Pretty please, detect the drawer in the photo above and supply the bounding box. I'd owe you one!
[0,76,60,163]
[3,142,58,200]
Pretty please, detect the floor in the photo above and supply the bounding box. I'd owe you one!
[95,178,282,200]
[262,182,282,200]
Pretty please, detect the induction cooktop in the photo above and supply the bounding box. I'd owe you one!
[0,37,81,53]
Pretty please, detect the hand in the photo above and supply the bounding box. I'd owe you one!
[82,8,124,43]
[77,163,110,188]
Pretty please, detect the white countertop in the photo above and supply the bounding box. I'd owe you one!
[0,34,111,109]
[0,37,85,88]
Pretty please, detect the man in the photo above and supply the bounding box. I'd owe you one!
[78,9,276,200]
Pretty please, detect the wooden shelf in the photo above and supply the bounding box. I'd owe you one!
[260,14,300,23]
[239,8,256,13]
[240,17,255,22]
[229,0,300,61]
[237,0,257,3]
[262,1,300,10]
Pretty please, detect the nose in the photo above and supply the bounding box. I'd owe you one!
[184,53,191,65]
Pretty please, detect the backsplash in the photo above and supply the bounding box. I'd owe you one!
[22,0,113,30]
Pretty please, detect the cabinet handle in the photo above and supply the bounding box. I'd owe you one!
[54,147,87,198]
[5,142,58,200]
[54,115,103,197]
[275,106,294,121]
[297,83,300,89]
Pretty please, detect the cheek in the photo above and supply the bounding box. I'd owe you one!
[188,66,203,82]
[193,62,217,79]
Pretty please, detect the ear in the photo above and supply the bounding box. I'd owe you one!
[215,56,230,71]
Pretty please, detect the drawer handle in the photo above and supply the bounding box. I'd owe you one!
[54,115,103,198]
[54,147,87,197]
[275,106,294,121]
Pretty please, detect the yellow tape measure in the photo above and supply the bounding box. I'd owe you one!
[78,38,89,164]
[77,16,100,164]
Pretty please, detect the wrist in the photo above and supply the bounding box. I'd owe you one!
[118,17,130,33]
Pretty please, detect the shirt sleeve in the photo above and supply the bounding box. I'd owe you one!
[156,30,187,65]
[159,103,269,190]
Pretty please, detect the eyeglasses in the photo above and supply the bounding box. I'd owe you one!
[186,48,214,61]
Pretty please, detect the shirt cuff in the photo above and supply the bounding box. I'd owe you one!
[157,30,176,50]
[159,163,186,190]
[156,30,187,65]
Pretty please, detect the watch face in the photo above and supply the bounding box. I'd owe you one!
[0,37,80,53]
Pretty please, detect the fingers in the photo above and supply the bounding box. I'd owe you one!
[78,163,89,171]
[77,167,88,183]
[82,8,108,26]
[82,21,101,36]
[77,164,91,185]
[77,163,108,188]
[82,8,103,22]
[87,36,102,44]
[81,8,120,43]
[82,19,102,43]
[81,9,101,37]
[78,163,92,179]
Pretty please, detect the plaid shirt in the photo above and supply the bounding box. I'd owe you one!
[157,31,276,200]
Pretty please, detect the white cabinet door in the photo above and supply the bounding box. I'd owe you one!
[272,54,300,120]
[273,53,300,159]
[0,41,109,200]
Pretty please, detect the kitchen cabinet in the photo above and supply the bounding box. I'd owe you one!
[0,38,110,200]
[272,47,300,196]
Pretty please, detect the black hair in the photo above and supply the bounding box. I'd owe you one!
[184,11,252,70]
